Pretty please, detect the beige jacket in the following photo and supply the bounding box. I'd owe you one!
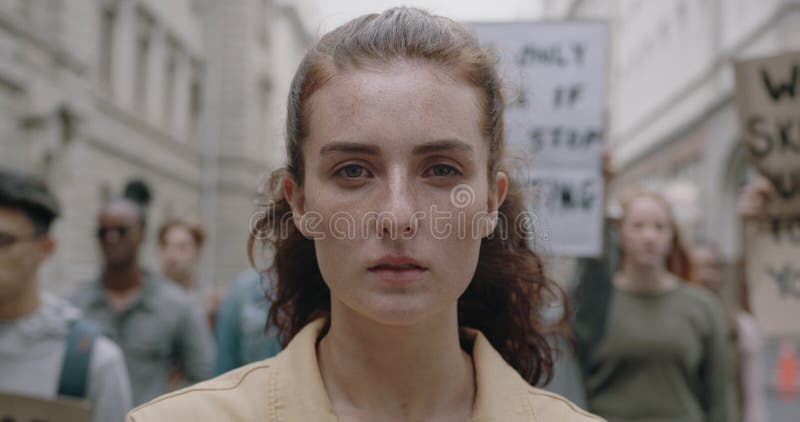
[127,319,602,421]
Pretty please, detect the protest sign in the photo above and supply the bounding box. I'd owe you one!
[471,21,609,256]
[735,52,800,215]
[0,392,90,422]
[744,217,800,337]
[735,51,800,336]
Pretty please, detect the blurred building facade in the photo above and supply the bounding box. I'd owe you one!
[0,0,313,292]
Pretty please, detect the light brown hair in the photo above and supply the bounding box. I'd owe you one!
[158,217,206,249]
[250,7,567,386]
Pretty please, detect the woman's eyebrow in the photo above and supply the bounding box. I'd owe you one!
[319,139,474,157]
[412,140,474,156]
[319,142,380,156]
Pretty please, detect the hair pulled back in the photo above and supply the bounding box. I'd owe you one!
[250,7,567,386]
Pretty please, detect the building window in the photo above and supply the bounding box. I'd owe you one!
[188,67,202,142]
[259,0,270,48]
[163,40,178,130]
[134,9,153,113]
[99,6,116,94]
[259,78,271,146]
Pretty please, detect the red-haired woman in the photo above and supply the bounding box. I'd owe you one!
[127,7,601,422]
[573,190,737,422]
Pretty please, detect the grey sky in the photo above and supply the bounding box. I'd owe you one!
[305,0,544,33]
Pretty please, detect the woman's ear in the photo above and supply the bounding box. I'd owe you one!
[283,175,307,232]
[36,236,56,261]
[483,171,508,237]
[491,171,509,212]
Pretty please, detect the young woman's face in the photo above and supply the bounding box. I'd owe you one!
[285,61,506,326]
[619,196,674,269]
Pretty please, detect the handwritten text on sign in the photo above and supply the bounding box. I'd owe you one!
[746,216,800,337]
[735,52,800,215]
[471,22,609,256]
[736,52,800,337]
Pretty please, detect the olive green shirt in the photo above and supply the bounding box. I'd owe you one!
[583,284,737,422]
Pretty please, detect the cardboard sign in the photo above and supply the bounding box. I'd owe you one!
[744,216,800,337]
[735,51,800,336]
[471,22,609,256]
[734,52,800,215]
[0,392,91,422]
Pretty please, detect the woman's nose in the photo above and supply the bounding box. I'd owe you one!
[379,175,417,238]
[641,226,662,241]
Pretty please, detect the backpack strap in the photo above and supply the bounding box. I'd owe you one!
[57,319,101,399]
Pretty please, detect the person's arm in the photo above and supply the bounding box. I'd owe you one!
[571,148,617,372]
[214,282,243,375]
[88,337,133,422]
[176,300,215,383]
[702,299,738,422]
[571,217,617,372]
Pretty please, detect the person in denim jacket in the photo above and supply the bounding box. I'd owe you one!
[214,269,281,375]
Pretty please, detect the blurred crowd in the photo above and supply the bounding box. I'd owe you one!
[0,170,280,421]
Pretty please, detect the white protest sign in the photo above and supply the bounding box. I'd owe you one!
[735,51,800,336]
[471,22,609,256]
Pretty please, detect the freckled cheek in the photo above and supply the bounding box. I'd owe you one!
[425,202,485,263]
[306,208,377,242]
[313,242,363,296]
[427,198,492,239]
[304,183,491,239]
[434,239,482,289]
[303,191,356,235]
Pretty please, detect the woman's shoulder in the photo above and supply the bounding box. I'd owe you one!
[522,387,606,422]
[674,282,725,314]
[126,357,279,421]
[465,327,604,421]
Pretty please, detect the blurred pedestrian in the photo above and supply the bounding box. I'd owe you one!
[127,7,601,421]
[157,217,220,391]
[213,269,281,375]
[71,198,214,405]
[158,217,219,325]
[0,168,132,421]
[123,178,152,210]
[692,239,767,422]
[573,189,737,422]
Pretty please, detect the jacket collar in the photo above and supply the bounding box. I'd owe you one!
[273,318,534,421]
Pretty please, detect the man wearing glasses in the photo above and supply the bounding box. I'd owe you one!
[0,168,132,421]
[71,195,214,406]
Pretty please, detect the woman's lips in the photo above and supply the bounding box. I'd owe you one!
[368,265,427,284]
[367,255,429,284]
